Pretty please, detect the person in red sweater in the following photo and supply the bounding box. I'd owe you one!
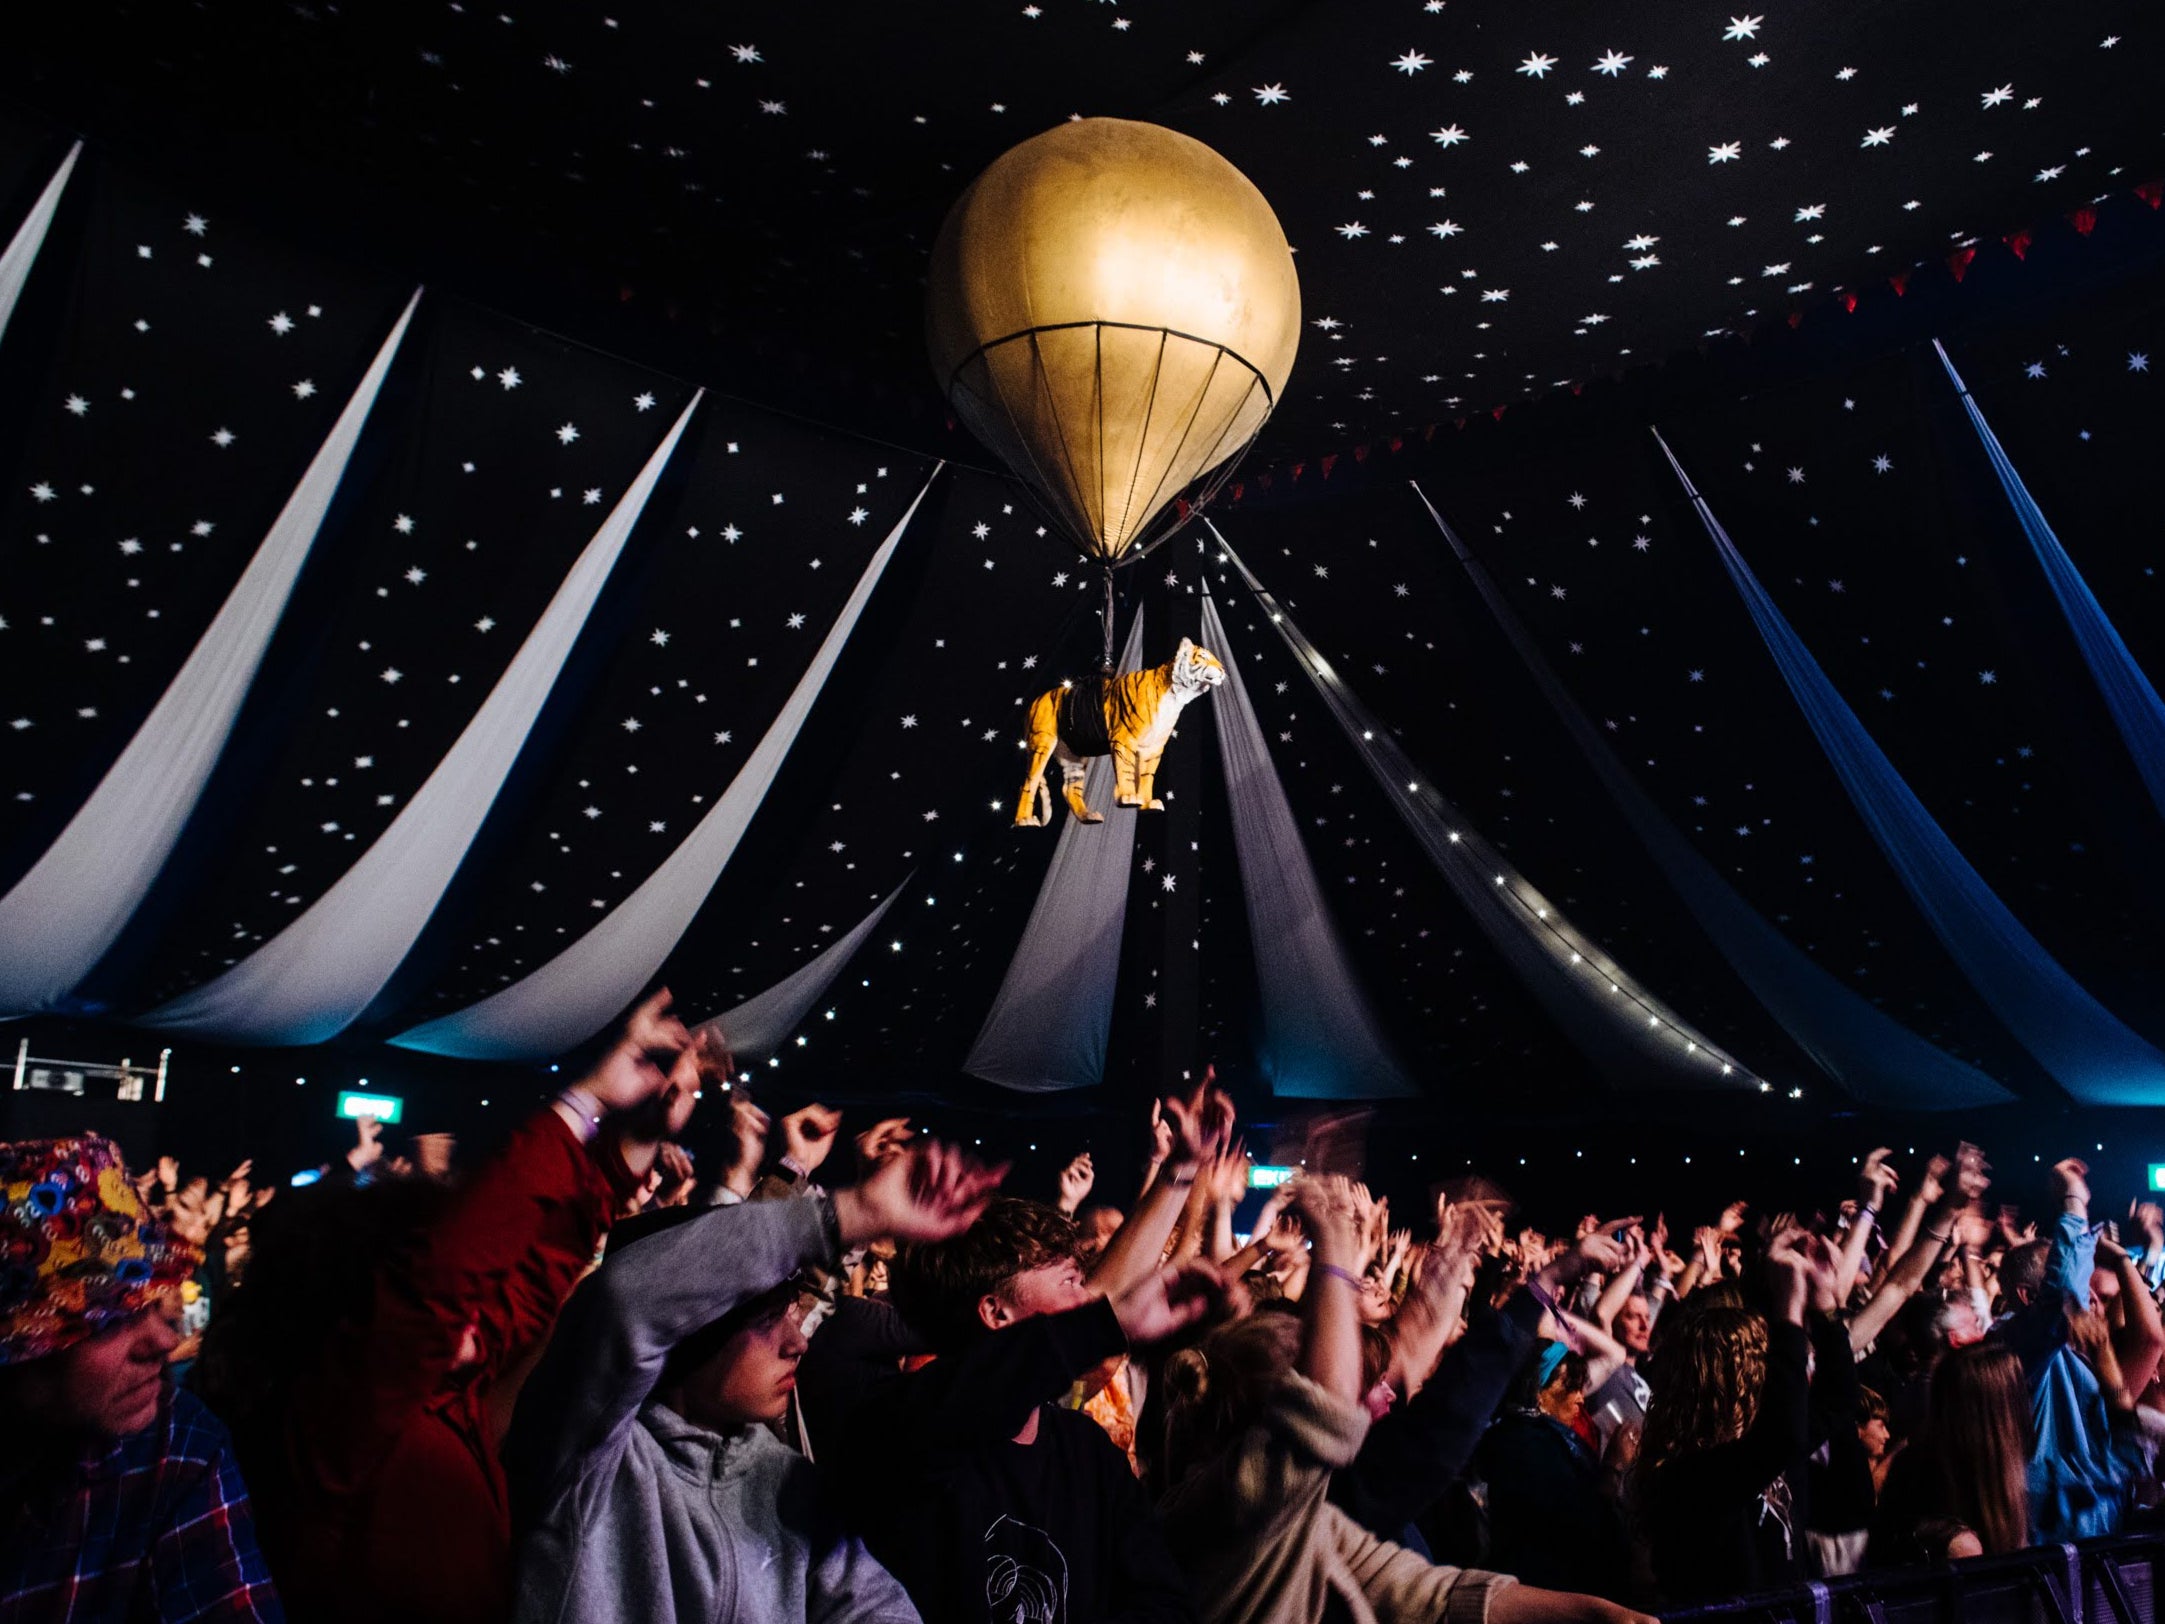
[246,990,723,1624]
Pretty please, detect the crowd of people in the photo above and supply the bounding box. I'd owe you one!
[5,992,2164,1623]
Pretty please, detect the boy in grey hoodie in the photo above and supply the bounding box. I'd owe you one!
[504,1141,1004,1624]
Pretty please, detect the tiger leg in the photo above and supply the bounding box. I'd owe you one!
[1055,743,1102,824]
[1015,693,1060,827]
[1135,749,1166,812]
[1112,741,1143,807]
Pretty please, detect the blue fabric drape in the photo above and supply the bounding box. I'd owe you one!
[1414,483,2011,1110]
[1935,339,2165,824]
[1656,431,2165,1106]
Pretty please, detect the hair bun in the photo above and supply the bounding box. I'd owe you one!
[1163,1345,1211,1405]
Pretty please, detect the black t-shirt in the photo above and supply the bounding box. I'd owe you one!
[834,1302,1194,1624]
[797,1295,925,1459]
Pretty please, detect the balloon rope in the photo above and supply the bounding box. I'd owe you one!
[1101,562,1117,672]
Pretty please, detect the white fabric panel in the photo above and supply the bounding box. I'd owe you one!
[0,289,421,1014]
[144,391,704,1043]
[963,614,1148,1092]
[1200,586,1412,1100]
[392,465,942,1060]
[0,144,78,347]
[695,879,910,1060]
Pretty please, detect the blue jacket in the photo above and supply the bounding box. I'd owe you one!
[1996,1211,2123,1543]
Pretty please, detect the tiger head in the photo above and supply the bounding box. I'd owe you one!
[1170,638,1227,696]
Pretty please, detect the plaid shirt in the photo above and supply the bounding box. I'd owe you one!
[0,1382,283,1623]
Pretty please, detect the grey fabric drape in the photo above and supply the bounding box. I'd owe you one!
[963,613,1148,1092]
[1201,582,1412,1100]
[0,290,422,1015]
[394,464,941,1060]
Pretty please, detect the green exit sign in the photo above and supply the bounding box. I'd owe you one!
[1250,1165,1298,1189]
[337,1090,404,1125]
[2149,1164,2165,1193]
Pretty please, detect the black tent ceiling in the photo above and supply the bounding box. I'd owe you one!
[3,1,2164,1120]
[7,0,2161,454]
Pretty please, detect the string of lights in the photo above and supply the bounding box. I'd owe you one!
[1206,521,1770,1095]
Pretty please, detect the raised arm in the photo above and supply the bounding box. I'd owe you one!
[1295,1175,1368,1403]
[507,1142,999,1514]
[1835,1148,1899,1305]
[1088,1075,1232,1298]
[1848,1144,1982,1353]
[2099,1231,2165,1399]
[1593,1225,1651,1332]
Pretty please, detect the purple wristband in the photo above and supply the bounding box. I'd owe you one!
[1316,1262,1364,1291]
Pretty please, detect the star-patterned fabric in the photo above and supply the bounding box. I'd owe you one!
[0,14,2162,1110]
[6,0,2158,459]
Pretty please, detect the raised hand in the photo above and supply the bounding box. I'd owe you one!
[1716,1200,1749,1239]
[347,1116,385,1173]
[720,1094,770,1195]
[653,1142,698,1208]
[1382,1228,1414,1292]
[1953,1141,1991,1203]
[583,988,692,1113]
[1349,1185,1385,1275]
[155,1155,180,1193]
[1209,1145,1253,1208]
[1147,1097,1174,1168]
[1253,1177,1299,1238]
[1159,1071,1235,1172]
[1766,1227,1840,1321]
[2134,1201,2165,1254]
[856,1117,916,1170]
[1108,1259,1240,1348]
[1692,1225,1721,1269]
[1056,1151,1096,1215]
[2053,1157,2090,1215]
[1918,1153,1951,1210]
[1858,1147,1899,1209]
[1541,1217,1639,1290]
[1293,1173,1363,1264]
[781,1103,844,1176]
[834,1141,1006,1248]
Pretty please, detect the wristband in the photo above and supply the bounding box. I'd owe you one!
[555,1087,605,1143]
[1316,1262,1363,1291]
[1859,1203,1881,1222]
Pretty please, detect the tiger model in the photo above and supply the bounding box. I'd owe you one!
[1015,638,1227,827]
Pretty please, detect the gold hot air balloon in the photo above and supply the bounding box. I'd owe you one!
[926,118,1300,569]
